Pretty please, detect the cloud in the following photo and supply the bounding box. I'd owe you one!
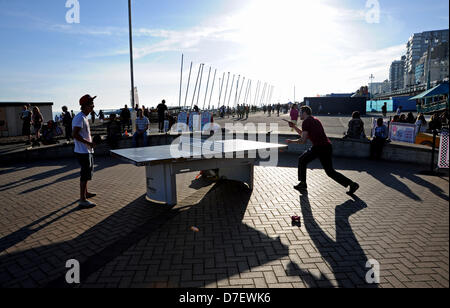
[1,0,413,109]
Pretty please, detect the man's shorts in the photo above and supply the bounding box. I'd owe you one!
[76,153,94,182]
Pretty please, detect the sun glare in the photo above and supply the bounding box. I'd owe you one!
[224,0,348,100]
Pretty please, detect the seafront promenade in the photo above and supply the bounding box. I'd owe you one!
[0,111,448,288]
[0,152,448,288]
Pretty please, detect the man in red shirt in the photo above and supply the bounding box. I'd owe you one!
[287,106,359,195]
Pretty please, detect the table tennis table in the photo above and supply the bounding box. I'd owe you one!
[111,139,287,205]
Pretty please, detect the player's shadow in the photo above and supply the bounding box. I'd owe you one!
[275,153,448,203]
[285,193,378,288]
[0,201,94,253]
[0,181,289,288]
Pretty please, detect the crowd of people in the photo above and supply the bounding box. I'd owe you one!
[392,106,449,134]
[19,100,178,148]
[218,105,258,119]
[343,106,449,160]
[20,99,448,160]
[17,94,448,209]
[106,100,174,149]
[20,104,69,146]
[262,103,291,117]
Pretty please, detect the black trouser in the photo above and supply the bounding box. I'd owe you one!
[158,116,165,132]
[64,125,72,141]
[298,144,353,188]
[370,137,385,159]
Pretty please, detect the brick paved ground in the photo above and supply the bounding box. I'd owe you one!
[0,154,448,288]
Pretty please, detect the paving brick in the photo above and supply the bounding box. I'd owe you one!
[0,155,448,289]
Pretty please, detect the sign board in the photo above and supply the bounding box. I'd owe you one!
[188,112,200,131]
[438,130,449,169]
[201,112,211,130]
[192,114,201,132]
[389,123,417,144]
[176,112,188,131]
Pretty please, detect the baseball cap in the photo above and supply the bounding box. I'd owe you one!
[79,95,97,106]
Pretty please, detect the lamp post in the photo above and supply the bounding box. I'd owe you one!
[128,0,136,133]
[128,0,135,109]
[369,74,375,100]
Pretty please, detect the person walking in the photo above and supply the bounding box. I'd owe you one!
[98,110,105,123]
[90,110,98,125]
[62,106,73,142]
[381,103,387,118]
[290,104,299,132]
[286,106,360,195]
[73,95,97,207]
[120,105,131,132]
[157,100,168,133]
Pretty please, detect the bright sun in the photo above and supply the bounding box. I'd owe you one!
[223,0,350,100]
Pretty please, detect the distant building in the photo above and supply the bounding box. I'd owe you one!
[0,102,53,137]
[414,41,449,85]
[415,62,425,84]
[428,59,449,84]
[404,29,449,87]
[370,80,390,96]
[390,56,406,91]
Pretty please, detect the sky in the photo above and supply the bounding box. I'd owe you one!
[0,0,448,111]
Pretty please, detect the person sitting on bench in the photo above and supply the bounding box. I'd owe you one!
[132,109,149,147]
[42,120,62,145]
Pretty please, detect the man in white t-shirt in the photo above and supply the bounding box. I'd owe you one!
[72,95,97,207]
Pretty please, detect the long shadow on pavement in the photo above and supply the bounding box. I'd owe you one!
[0,201,81,253]
[0,181,289,288]
[0,158,118,195]
[286,193,378,288]
[274,153,448,203]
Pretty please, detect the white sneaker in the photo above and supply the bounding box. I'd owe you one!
[79,200,97,208]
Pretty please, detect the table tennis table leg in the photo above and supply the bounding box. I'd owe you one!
[145,164,177,206]
[218,160,254,190]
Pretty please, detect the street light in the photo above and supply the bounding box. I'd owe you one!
[369,74,375,101]
[128,0,135,110]
[128,0,137,134]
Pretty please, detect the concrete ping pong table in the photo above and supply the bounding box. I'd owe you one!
[111,138,287,205]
